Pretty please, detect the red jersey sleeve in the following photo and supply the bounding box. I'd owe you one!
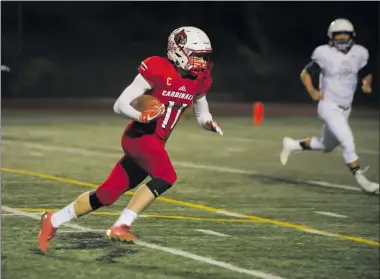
[197,70,212,98]
[138,56,164,88]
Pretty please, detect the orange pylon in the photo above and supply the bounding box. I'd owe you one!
[253,102,264,126]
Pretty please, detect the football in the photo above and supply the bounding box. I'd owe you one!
[131,95,162,112]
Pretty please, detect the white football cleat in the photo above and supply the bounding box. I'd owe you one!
[355,172,379,194]
[280,137,302,165]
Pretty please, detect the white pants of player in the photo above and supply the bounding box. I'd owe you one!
[310,99,358,164]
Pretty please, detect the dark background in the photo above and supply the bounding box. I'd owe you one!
[1,1,379,105]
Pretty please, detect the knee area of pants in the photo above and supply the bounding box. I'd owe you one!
[159,171,177,185]
[321,140,338,153]
[95,188,118,206]
[324,146,335,153]
[167,172,177,185]
[146,178,175,197]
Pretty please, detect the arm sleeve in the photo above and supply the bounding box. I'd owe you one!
[359,48,369,69]
[113,73,152,121]
[193,95,213,127]
[304,60,322,75]
[311,47,325,69]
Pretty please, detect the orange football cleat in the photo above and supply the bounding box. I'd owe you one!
[38,211,57,254]
[105,225,136,243]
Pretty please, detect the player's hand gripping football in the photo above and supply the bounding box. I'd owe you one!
[204,120,223,136]
[138,100,166,123]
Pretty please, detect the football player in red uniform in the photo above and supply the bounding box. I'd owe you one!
[38,26,223,253]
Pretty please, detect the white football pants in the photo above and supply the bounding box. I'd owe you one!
[309,99,358,164]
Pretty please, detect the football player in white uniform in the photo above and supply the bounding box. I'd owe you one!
[280,18,379,194]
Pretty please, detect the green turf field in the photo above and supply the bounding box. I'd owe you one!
[1,110,379,279]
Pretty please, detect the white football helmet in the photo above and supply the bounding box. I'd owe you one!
[327,18,355,52]
[167,26,213,76]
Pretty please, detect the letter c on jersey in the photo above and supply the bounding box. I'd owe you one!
[167,77,172,86]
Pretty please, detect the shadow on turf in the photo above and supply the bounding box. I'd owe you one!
[30,232,136,263]
[249,173,319,188]
[248,173,360,193]
[29,232,231,279]
[252,173,380,196]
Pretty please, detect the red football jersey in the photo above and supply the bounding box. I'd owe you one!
[126,56,212,141]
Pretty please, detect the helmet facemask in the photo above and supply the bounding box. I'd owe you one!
[186,52,212,76]
[331,32,354,53]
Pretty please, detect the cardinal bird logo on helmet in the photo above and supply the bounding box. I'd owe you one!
[174,29,187,46]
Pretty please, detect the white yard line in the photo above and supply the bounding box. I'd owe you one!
[226,147,245,152]
[216,147,246,157]
[358,148,380,155]
[177,132,380,155]
[216,210,248,218]
[302,229,336,237]
[196,229,230,237]
[314,211,348,218]
[2,140,368,193]
[5,129,379,155]
[27,131,62,136]
[2,206,285,279]
[28,151,45,157]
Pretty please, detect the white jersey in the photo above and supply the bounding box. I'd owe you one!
[312,44,369,107]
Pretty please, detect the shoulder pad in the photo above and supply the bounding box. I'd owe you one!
[138,56,169,87]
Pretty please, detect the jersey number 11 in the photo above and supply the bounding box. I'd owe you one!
[161,101,188,130]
